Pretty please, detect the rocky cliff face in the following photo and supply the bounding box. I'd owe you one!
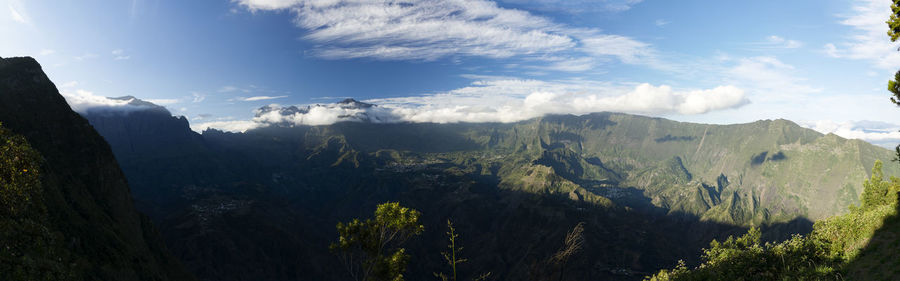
[82,98,229,209]
[0,56,193,281]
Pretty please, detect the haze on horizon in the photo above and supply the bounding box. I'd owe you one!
[3,0,900,147]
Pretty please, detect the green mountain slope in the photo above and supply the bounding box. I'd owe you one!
[281,113,899,226]
[647,161,900,280]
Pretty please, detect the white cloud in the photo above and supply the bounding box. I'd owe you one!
[192,120,261,133]
[801,120,900,148]
[59,81,79,88]
[192,91,207,103]
[234,0,655,69]
[235,0,302,10]
[112,49,131,60]
[825,0,900,69]
[252,101,398,126]
[766,35,802,49]
[544,57,595,72]
[590,84,748,115]
[61,89,161,114]
[289,0,573,60]
[219,86,237,92]
[74,53,98,61]
[823,43,840,58]
[202,78,748,131]
[497,0,643,13]
[785,41,802,49]
[7,2,28,24]
[239,95,288,101]
[39,49,55,56]
[145,98,180,105]
[655,19,669,27]
[741,35,804,51]
[376,82,746,123]
[580,34,656,64]
[727,56,821,101]
[193,113,214,121]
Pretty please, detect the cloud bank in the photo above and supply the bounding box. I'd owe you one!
[195,80,748,132]
[192,120,260,133]
[61,89,170,115]
[802,120,900,148]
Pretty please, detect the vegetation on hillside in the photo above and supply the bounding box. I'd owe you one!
[646,160,900,280]
[0,123,74,280]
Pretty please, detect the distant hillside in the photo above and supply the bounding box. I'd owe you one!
[210,113,898,225]
[0,56,194,281]
[647,160,900,280]
[77,96,900,280]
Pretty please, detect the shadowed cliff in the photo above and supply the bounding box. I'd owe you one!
[0,56,194,281]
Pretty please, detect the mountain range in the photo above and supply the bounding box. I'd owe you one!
[1,56,898,280]
[83,92,899,279]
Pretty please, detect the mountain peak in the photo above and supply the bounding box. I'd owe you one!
[336,98,375,109]
[0,56,39,69]
[252,98,393,127]
[109,95,168,109]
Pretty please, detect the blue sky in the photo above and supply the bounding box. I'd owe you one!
[4,0,900,146]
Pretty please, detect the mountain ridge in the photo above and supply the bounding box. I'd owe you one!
[0,56,194,281]
[83,97,900,225]
[74,95,900,280]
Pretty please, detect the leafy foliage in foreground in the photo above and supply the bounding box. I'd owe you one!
[0,123,74,280]
[646,228,841,281]
[647,160,900,280]
[331,202,425,281]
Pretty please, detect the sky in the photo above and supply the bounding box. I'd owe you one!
[4,0,900,147]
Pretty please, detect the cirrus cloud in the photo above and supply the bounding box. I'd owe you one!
[824,0,900,69]
[233,0,657,70]
[238,95,288,101]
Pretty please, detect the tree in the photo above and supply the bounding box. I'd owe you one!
[434,219,491,281]
[888,0,900,42]
[888,0,900,160]
[330,202,425,281]
[861,160,892,208]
